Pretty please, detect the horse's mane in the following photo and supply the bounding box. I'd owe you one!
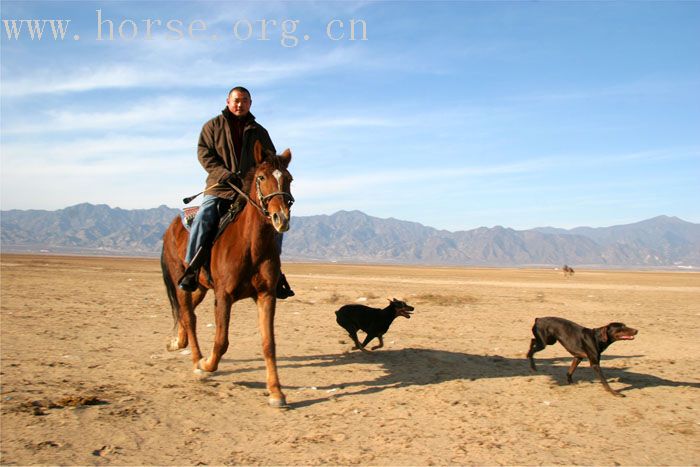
[241,166,256,195]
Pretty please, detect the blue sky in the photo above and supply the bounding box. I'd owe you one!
[1,1,699,231]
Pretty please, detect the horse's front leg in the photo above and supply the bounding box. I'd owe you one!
[257,293,286,407]
[197,290,232,373]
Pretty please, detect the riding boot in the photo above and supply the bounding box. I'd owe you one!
[276,272,295,299]
[178,246,206,292]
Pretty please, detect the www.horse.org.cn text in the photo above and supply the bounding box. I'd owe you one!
[0,10,368,47]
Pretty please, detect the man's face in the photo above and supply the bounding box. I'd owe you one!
[226,90,251,117]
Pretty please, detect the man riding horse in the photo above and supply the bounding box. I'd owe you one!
[179,86,294,299]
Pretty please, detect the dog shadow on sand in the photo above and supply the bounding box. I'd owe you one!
[217,348,700,409]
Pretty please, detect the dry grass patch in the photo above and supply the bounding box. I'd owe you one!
[411,293,478,307]
[325,291,347,304]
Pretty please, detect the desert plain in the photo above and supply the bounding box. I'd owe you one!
[1,253,699,466]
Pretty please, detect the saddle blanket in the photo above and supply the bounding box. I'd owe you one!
[181,206,200,231]
[179,198,245,235]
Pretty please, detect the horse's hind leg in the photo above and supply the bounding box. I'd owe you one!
[161,218,206,371]
[167,324,188,352]
[198,290,232,373]
[167,289,206,352]
[177,289,206,370]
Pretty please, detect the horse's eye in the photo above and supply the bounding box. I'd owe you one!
[257,175,265,181]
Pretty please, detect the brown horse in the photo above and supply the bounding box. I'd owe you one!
[562,265,575,277]
[160,141,293,407]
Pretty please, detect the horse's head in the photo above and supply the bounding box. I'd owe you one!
[251,140,294,233]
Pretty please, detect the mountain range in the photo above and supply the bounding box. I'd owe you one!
[1,203,699,268]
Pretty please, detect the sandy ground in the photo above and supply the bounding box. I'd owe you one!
[1,253,699,466]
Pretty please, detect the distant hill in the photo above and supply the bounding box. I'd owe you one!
[1,204,698,268]
[0,203,177,256]
[285,211,699,267]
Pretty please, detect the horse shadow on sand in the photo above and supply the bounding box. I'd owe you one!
[215,348,700,409]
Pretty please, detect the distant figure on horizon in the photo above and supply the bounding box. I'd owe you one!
[562,265,575,277]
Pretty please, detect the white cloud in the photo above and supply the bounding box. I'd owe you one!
[293,159,548,199]
[1,47,361,97]
[3,96,210,134]
[1,133,197,166]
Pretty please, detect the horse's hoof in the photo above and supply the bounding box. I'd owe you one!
[166,338,181,352]
[193,368,212,379]
[268,396,289,409]
[193,358,213,377]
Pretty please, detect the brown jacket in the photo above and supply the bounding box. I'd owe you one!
[198,108,275,199]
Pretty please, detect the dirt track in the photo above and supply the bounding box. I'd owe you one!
[1,254,699,465]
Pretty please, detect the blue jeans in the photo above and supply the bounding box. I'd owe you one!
[185,194,284,264]
[185,195,220,264]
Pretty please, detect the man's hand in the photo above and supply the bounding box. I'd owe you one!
[220,173,241,188]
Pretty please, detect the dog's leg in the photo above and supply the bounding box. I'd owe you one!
[591,362,624,397]
[527,337,545,371]
[359,334,375,353]
[348,330,366,351]
[371,335,384,350]
[566,357,582,384]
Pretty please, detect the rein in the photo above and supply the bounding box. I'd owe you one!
[227,177,294,218]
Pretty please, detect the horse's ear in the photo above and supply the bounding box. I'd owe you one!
[254,140,264,165]
[279,148,292,168]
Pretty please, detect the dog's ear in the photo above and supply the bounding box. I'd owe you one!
[598,326,609,343]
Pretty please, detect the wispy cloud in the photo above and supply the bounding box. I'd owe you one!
[294,159,549,199]
[507,77,700,104]
[2,96,209,134]
[1,47,361,97]
[1,134,196,164]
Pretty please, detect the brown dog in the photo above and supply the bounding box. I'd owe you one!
[527,317,638,396]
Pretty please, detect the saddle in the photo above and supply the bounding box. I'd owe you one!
[181,196,246,239]
[180,197,246,287]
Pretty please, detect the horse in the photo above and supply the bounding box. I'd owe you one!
[160,141,294,408]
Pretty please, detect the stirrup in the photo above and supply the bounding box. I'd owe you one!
[178,269,200,292]
[179,246,206,292]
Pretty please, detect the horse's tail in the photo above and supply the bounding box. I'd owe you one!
[161,245,180,329]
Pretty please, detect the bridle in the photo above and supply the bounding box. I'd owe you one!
[227,170,294,218]
[255,174,295,217]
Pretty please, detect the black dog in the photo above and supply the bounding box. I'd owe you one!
[335,298,414,352]
[527,317,638,397]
